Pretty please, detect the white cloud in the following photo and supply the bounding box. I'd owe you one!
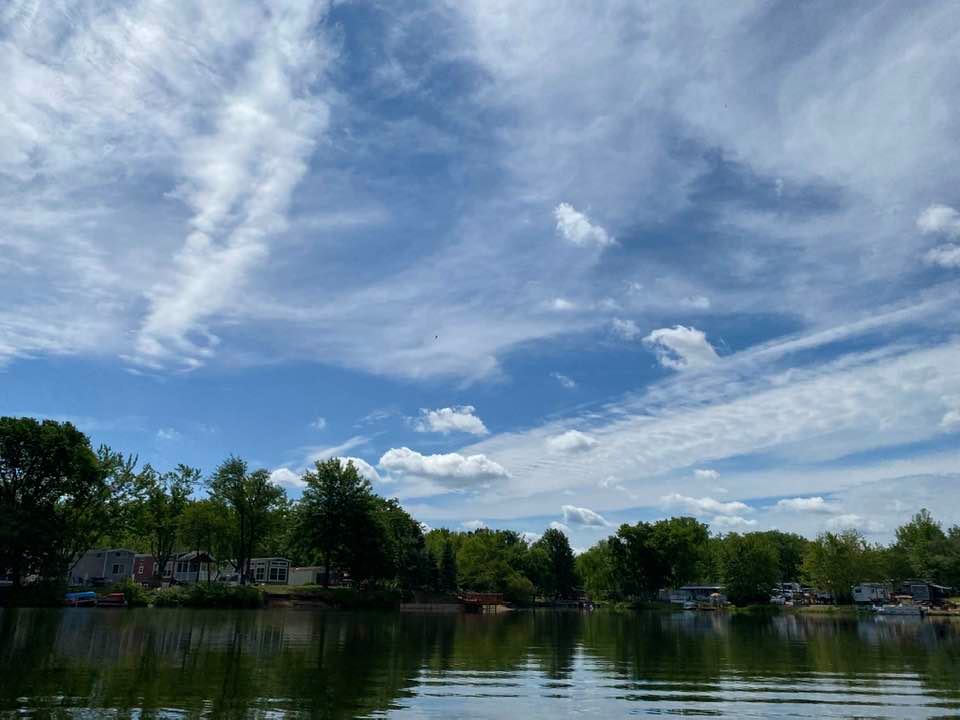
[774,496,834,513]
[339,457,383,484]
[378,447,509,488]
[711,515,757,528]
[414,405,489,436]
[694,468,720,482]
[306,436,369,464]
[551,372,577,389]
[661,493,751,516]
[611,318,642,340]
[942,408,960,430]
[561,505,609,527]
[643,326,719,370]
[925,244,960,269]
[917,204,960,237]
[547,430,598,453]
[156,428,180,441]
[553,203,614,248]
[825,513,865,530]
[310,417,327,430]
[462,520,487,531]
[269,467,305,490]
[521,531,541,543]
[419,522,432,534]
[549,297,577,311]
[549,521,571,534]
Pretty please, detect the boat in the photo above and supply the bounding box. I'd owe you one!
[64,591,97,607]
[96,592,128,608]
[682,600,697,610]
[877,603,925,616]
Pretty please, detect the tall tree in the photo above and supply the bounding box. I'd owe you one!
[0,417,135,587]
[133,464,198,583]
[719,533,780,605]
[802,530,881,603]
[295,458,377,587]
[208,457,285,584]
[894,509,949,581]
[533,528,577,599]
[439,539,458,592]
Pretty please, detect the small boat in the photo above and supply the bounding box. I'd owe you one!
[96,592,128,608]
[877,603,925,616]
[682,600,697,610]
[64,591,97,607]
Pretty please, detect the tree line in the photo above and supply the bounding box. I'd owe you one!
[2,417,958,604]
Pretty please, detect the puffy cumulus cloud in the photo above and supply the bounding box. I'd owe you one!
[711,515,757,528]
[775,496,834,513]
[462,520,487,531]
[414,405,489,436]
[561,505,609,527]
[338,457,382,484]
[378,447,509,488]
[917,204,960,237]
[611,318,642,340]
[547,430,598,454]
[553,203,614,248]
[551,372,577,389]
[521,531,541,543]
[925,244,960,269]
[269,467,305,490]
[310,417,327,430]
[661,493,751,517]
[549,521,571,534]
[419,522,432,534]
[694,468,720,482]
[643,326,719,370]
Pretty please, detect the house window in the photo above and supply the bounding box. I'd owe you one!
[269,567,279,581]
[112,563,123,575]
[278,567,287,582]
[255,566,265,581]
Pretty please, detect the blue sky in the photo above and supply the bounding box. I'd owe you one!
[2,0,960,550]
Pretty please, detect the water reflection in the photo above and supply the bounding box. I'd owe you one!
[0,608,957,718]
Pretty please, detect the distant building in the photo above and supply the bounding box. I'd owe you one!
[167,551,217,584]
[899,580,954,606]
[661,585,727,605]
[69,549,136,586]
[288,565,350,586]
[852,582,891,605]
[133,554,161,585]
[248,557,289,584]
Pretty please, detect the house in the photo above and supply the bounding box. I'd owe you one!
[899,580,954,606]
[69,549,136,586]
[166,551,217,584]
[248,557,289,584]
[288,565,350,587]
[852,582,891,605]
[133,554,161,585]
[661,585,727,605]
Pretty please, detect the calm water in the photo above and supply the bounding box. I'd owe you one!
[1,608,959,719]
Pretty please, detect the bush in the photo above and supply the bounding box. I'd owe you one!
[150,583,264,609]
[110,578,151,607]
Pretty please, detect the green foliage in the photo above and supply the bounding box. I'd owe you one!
[575,540,617,600]
[718,532,780,605]
[111,578,151,607]
[131,464,198,582]
[0,417,135,586]
[801,530,881,603]
[150,584,264,609]
[208,457,286,583]
[439,540,458,592]
[753,530,810,582]
[532,528,577,598]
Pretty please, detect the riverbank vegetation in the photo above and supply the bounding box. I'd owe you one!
[2,417,959,608]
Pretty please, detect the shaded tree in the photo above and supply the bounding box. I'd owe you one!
[802,530,881,603]
[208,457,285,584]
[132,464,198,583]
[533,528,577,599]
[719,532,779,605]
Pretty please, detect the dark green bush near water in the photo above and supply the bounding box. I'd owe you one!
[151,584,264,608]
[110,578,151,607]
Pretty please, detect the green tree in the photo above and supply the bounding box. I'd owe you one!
[609,522,667,599]
[894,509,949,581]
[180,498,232,583]
[0,417,135,587]
[295,458,380,587]
[575,539,616,600]
[208,457,285,584]
[132,464,198,583]
[755,530,810,583]
[719,533,779,605]
[650,517,710,588]
[801,530,880,603]
[439,539,458,592]
[532,528,577,599]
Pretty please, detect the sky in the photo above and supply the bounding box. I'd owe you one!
[2,0,960,551]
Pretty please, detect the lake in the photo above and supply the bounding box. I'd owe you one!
[1,608,958,718]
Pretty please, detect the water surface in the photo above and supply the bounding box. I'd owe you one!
[1,608,958,718]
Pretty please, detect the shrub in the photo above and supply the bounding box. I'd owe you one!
[110,578,151,607]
